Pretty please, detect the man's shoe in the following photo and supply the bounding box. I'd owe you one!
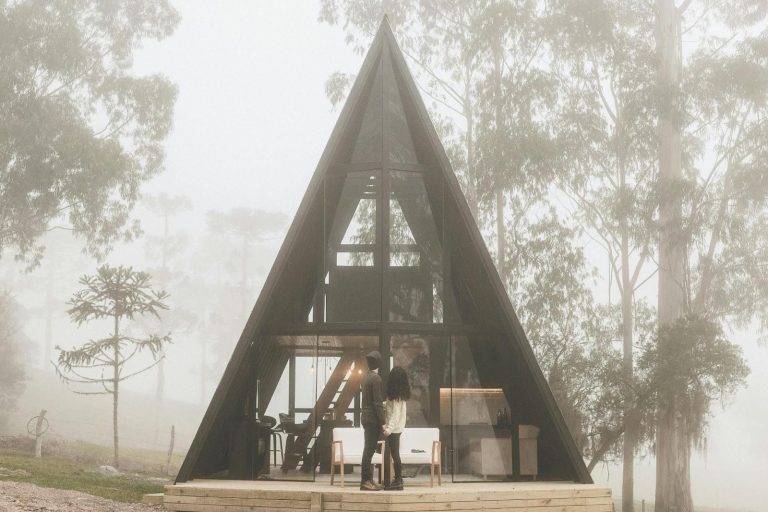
[384,478,404,491]
[359,480,380,491]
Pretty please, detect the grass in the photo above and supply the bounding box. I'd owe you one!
[53,439,186,475]
[0,448,169,503]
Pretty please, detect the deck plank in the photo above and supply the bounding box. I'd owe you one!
[164,480,612,512]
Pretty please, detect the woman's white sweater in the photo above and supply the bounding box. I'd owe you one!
[384,399,407,433]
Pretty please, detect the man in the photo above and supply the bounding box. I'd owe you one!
[360,350,386,491]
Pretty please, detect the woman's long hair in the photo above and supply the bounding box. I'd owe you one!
[386,366,411,401]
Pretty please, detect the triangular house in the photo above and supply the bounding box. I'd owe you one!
[177,18,591,485]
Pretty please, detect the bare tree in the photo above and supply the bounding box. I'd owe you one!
[55,265,170,469]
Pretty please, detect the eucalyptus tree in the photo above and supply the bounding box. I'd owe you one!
[0,0,179,267]
[653,1,767,509]
[548,2,659,508]
[550,0,765,509]
[55,265,170,469]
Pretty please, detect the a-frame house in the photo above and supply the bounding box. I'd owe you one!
[177,18,592,485]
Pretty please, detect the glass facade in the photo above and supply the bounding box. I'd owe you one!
[249,165,526,483]
[319,169,444,325]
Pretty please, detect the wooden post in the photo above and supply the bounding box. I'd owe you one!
[310,492,322,512]
[34,409,47,458]
[166,425,175,475]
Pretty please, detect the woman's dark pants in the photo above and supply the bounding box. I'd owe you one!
[386,433,402,480]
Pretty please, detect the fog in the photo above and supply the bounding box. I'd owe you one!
[1,2,766,511]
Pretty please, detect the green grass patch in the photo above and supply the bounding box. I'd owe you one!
[54,439,185,475]
[0,449,167,503]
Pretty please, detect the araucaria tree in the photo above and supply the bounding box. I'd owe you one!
[55,265,171,469]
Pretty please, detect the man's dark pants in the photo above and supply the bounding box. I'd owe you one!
[360,423,380,483]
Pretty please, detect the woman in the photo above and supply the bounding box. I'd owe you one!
[383,366,411,491]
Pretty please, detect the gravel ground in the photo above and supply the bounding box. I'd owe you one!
[0,481,159,512]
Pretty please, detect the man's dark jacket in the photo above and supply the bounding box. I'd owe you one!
[361,370,386,427]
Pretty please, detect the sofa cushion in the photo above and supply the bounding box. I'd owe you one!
[332,428,383,464]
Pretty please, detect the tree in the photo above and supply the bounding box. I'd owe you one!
[322,5,765,508]
[0,291,27,433]
[0,0,180,267]
[142,193,193,402]
[206,208,287,318]
[642,315,749,507]
[55,265,170,469]
[652,1,767,509]
[548,2,659,508]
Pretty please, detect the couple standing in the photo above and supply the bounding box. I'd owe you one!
[359,350,411,491]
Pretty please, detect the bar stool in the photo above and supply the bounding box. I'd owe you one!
[259,416,283,466]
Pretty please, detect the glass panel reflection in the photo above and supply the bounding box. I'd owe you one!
[450,336,515,482]
[314,336,378,478]
[390,334,449,427]
[383,54,418,164]
[325,172,380,322]
[259,335,318,481]
[388,171,443,323]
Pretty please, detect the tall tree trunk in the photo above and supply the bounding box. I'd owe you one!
[464,58,478,219]
[655,1,690,510]
[44,269,53,368]
[496,189,505,275]
[241,234,248,319]
[616,79,636,512]
[156,212,169,402]
[621,230,635,512]
[492,42,506,283]
[113,313,120,469]
[200,334,207,406]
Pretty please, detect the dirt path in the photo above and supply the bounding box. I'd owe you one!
[0,481,159,512]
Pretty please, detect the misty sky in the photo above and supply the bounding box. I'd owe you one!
[134,1,359,225]
[5,1,766,509]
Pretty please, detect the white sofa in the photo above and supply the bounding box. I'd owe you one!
[396,427,442,487]
[330,427,442,487]
[330,428,384,487]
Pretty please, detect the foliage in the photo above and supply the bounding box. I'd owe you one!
[679,4,768,339]
[0,0,180,266]
[640,315,749,447]
[206,208,288,242]
[0,292,27,432]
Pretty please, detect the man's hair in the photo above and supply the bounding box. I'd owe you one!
[386,366,411,401]
[366,355,379,370]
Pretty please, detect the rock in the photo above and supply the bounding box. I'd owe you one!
[97,465,119,475]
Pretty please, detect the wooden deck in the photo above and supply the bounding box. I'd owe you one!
[163,479,613,512]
